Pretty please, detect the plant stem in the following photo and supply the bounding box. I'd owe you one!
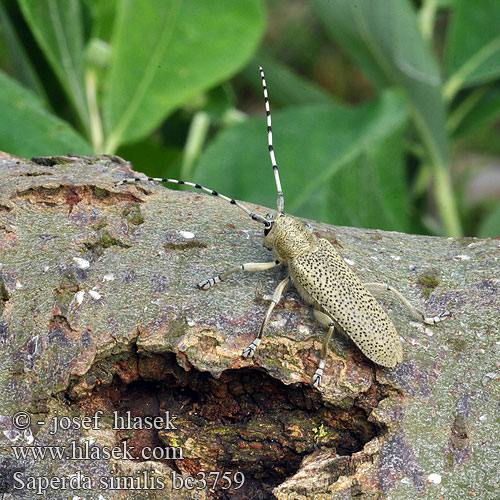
[433,162,462,237]
[85,69,103,153]
[443,37,500,103]
[418,0,437,43]
[411,106,463,236]
[181,111,210,180]
[446,86,488,135]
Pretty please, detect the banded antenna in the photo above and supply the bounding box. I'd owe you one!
[259,66,284,215]
[116,176,268,225]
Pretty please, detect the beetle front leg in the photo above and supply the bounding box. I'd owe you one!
[198,260,279,289]
[243,276,289,359]
[363,282,451,325]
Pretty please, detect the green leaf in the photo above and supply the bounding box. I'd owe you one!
[117,137,182,180]
[17,0,90,135]
[322,121,409,231]
[479,203,500,238]
[102,0,264,152]
[194,90,411,232]
[0,2,46,100]
[88,0,118,42]
[0,70,92,156]
[451,86,500,139]
[311,0,448,167]
[241,53,335,107]
[445,0,500,99]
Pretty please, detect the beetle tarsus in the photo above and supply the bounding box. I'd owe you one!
[243,339,260,358]
[312,359,325,388]
[423,310,451,325]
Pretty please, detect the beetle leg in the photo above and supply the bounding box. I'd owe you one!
[364,282,451,325]
[312,309,337,387]
[312,309,338,388]
[198,260,280,289]
[242,276,289,358]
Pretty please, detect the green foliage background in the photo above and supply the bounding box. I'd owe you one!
[1,0,500,237]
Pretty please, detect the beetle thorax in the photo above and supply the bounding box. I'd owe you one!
[263,215,316,263]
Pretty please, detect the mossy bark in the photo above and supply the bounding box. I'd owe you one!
[0,153,498,499]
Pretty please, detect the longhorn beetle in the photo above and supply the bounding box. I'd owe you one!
[116,67,451,387]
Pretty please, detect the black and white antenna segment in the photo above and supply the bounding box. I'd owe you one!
[116,66,284,222]
[259,66,284,215]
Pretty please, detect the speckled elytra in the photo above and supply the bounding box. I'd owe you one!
[116,67,451,387]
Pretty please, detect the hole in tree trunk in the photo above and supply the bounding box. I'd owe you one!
[65,350,381,499]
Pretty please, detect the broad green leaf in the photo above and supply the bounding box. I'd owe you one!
[194,90,411,232]
[102,0,264,152]
[445,0,500,98]
[322,121,408,231]
[311,0,448,166]
[479,202,500,238]
[17,0,90,136]
[0,70,92,156]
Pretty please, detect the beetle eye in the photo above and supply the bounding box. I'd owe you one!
[264,222,273,236]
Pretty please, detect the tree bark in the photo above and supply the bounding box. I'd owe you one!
[0,153,498,499]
